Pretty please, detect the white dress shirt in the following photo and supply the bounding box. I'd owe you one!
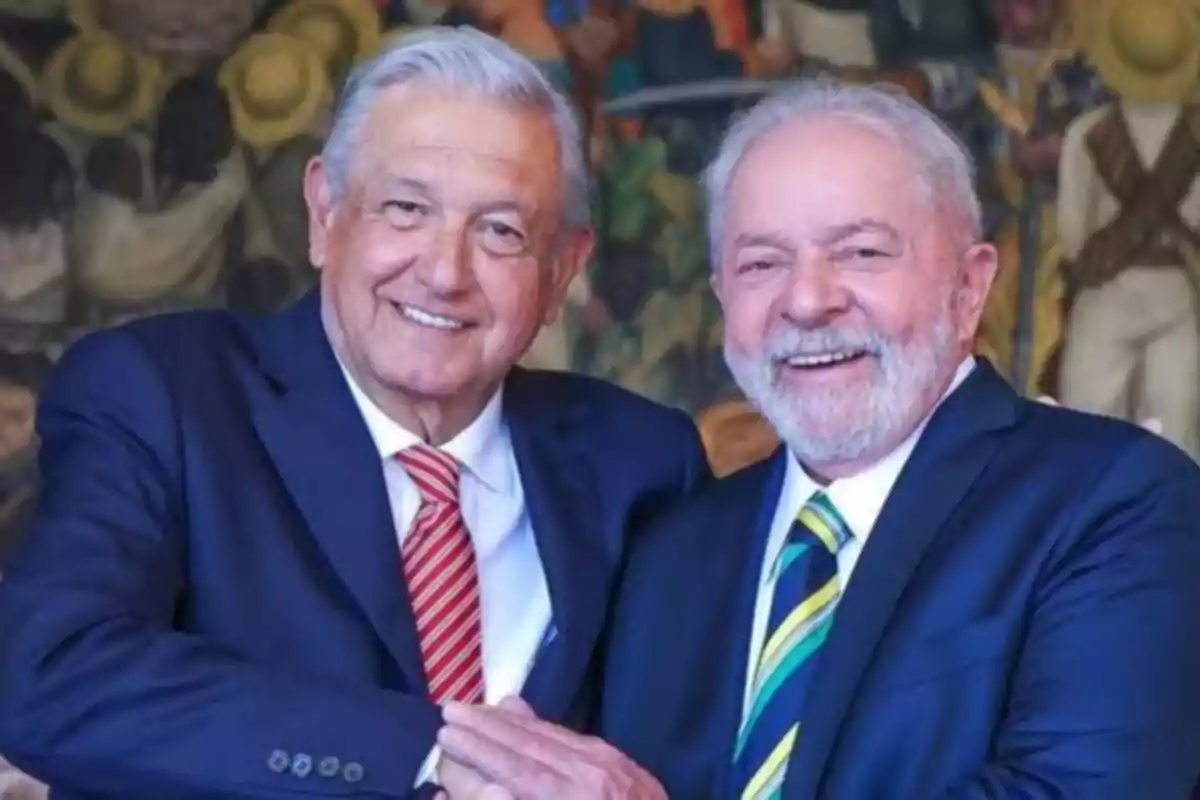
[742,357,976,715]
[337,362,551,783]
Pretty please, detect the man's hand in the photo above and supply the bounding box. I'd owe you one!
[437,696,666,799]
[437,752,502,799]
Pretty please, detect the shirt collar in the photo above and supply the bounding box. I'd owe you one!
[771,356,976,572]
[335,356,515,496]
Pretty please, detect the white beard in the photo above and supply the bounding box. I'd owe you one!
[725,300,957,468]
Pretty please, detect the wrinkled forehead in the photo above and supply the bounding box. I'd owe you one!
[352,85,564,212]
[725,114,934,238]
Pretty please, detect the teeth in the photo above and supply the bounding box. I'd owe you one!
[398,303,465,331]
[786,351,861,367]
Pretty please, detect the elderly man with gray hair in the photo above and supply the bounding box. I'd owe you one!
[0,27,707,799]
[437,80,1200,798]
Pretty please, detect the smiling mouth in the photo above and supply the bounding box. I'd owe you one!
[392,302,469,331]
[782,349,870,370]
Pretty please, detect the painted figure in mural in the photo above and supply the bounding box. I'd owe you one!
[972,0,1111,394]
[64,0,258,75]
[220,28,337,311]
[871,0,996,67]
[58,38,247,322]
[1058,0,1200,459]
[758,0,878,73]
[0,49,72,351]
[0,63,68,630]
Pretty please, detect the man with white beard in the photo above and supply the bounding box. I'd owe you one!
[429,79,1200,800]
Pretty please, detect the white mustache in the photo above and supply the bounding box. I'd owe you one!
[762,327,889,362]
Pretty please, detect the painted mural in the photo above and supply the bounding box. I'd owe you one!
[0,0,1197,575]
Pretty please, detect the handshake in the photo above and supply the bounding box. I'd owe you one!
[433,697,663,800]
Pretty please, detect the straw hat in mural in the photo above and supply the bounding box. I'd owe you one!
[43,30,160,135]
[0,37,39,107]
[268,0,382,75]
[1087,0,1200,103]
[220,32,333,150]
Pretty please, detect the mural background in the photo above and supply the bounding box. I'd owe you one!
[0,0,1194,570]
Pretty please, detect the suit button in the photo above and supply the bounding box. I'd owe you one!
[342,761,364,783]
[267,750,290,773]
[291,753,313,778]
[318,756,340,778]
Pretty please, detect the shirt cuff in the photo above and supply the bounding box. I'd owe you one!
[415,743,442,788]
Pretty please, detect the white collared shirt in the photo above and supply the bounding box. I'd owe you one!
[742,357,976,715]
[336,361,551,781]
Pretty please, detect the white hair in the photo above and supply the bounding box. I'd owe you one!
[320,26,591,231]
[702,78,982,265]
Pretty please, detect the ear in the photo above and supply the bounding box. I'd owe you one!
[953,240,999,341]
[540,228,596,326]
[710,268,725,307]
[303,156,336,270]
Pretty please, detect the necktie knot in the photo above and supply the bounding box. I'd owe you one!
[795,491,853,556]
[396,443,461,506]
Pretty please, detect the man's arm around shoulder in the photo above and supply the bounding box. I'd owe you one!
[0,329,441,799]
[944,432,1200,798]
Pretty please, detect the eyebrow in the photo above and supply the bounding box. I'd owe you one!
[379,175,433,196]
[731,232,797,254]
[378,174,529,217]
[816,219,902,246]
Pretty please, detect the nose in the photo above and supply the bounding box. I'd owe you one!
[782,255,851,327]
[419,224,473,296]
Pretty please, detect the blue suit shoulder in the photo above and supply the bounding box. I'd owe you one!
[1014,398,1200,488]
[504,368,715,506]
[622,453,773,558]
[513,367,697,428]
[50,306,261,389]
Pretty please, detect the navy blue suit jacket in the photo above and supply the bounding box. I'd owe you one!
[599,363,1200,798]
[0,292,711,799]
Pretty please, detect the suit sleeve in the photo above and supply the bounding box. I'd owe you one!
[941,435,1200,799]
[675,409,715,496]
[0,329,442,799]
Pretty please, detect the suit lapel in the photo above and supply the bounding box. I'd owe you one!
[250,293,428,688]
[502,370,612,721]
[783,363,1020,797]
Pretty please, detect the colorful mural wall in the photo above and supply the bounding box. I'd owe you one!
[1,0,1198,567]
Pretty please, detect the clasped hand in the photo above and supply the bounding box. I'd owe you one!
[434,696,665,800]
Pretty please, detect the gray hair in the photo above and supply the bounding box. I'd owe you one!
[320,26,591,231]
[702,79,982,265]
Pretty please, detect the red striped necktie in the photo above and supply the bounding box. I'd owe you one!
[396,443,485,705]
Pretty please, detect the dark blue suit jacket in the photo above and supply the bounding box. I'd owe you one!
[599,363,1200,798]
[0,292,711,799]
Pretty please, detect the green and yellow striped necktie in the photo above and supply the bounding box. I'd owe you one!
[730,491,854,799]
